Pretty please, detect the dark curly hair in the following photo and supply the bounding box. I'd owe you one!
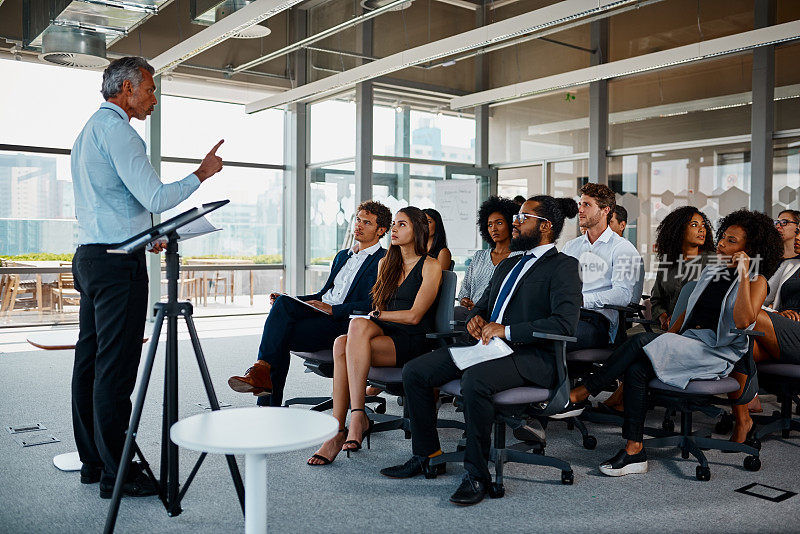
[477,196,519,247]
[716,209,783,279]
[654,206,715,263]
[528,195,579,241]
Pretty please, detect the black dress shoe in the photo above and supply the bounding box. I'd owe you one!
[512,417,546,443]
[549,400,588,420]
[80,464,102,484]
[99,463,159,499]
[449,474,487,506]
[380,455,446,479]
[599,448,648,477]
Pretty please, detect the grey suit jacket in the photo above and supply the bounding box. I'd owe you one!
[643,264,756,389]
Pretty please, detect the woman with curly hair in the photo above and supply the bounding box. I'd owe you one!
[456,196,520,314]
[563,209,779,477]
[650,206,717,330]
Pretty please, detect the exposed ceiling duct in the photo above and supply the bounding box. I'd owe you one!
[40,25,109,68]
[360,0,413,12]
[193,0,272,39]
[24,0,171,69]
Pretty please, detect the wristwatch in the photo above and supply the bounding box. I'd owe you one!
[371,310,381,318]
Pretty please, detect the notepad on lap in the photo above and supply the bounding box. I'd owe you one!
[449,337,514,370]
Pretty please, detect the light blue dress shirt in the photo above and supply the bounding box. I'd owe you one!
[562,226,643,342]
[71,102,201,245]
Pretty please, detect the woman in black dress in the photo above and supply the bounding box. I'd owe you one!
[308,206,443,465]
[423,208,452,270]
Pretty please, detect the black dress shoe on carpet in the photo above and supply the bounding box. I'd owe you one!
[380,455,446,479]
[449,474,487,506]
[549,400,588,420]
[99,463,159,499]
[599,449,648,477]
[80,464,102,484]
[513,417,546,443]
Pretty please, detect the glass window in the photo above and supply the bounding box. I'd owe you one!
[548,159,588,248]
[0,151,77,255]
[161,162,284,260]
[498,165,543,199]
[608,54,753,150]
[0,59,146,148]
[161,96,283,164]
[309,95,356,163]
[490,86,590,164]
[775,42,800,133]
[773,137,800,213]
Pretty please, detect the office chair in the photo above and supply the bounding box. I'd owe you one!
[751,363,800,441]
[428,330,579,495]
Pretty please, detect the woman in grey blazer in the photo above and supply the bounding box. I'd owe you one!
[565,209,782,477]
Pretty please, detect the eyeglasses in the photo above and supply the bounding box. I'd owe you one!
[513,213,550,225]
[774,219,799,227]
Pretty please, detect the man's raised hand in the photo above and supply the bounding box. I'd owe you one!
[195,139,224,182]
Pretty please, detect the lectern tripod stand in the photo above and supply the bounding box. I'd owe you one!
[103,201,244,534]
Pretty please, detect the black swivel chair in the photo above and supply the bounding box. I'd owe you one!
[429,330,579,495]
[752,363,800,441]
[365,270,461,439]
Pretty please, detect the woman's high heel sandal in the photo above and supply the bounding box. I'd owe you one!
[343,408,374,458]
[307,427,347,466]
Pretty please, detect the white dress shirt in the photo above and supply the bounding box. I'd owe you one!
[321,242,382,306]
[562,226,643,342]
[488,243,556,341]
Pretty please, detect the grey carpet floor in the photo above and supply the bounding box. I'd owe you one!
[1,321,799,533]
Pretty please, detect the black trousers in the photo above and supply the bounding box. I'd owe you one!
[566,309,611,351]
[402,346,549,483]
[255,295,349,406]
[583,331,661,442]
[71,245,148,483]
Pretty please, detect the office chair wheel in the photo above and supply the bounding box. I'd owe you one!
[745,436,761,450]
[582,435,597,450]
[374,403,386,414]
[561,470,574,485]
[744,456,761,472]
[714,414,734,435]
[662,418,675,434]
[695,466,711,481]
[397,397,403,407]
[488,483,505,498]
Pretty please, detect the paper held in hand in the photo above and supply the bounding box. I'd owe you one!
[449,337,514,370]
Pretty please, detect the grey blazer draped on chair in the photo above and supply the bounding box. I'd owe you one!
[643,264,756,389]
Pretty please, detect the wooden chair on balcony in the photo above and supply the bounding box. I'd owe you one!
[53,263,81,312]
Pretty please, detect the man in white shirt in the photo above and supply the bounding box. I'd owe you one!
[562,183,643,350]
[228,201,392,406]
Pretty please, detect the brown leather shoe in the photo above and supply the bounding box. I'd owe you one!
[228,361,272,395]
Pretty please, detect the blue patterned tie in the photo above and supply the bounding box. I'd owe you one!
[489,254,535,323]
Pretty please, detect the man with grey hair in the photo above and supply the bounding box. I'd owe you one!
[70,56,225,499]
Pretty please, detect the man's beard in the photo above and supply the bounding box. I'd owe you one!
[580,211,601,228]
[510,224,543,252]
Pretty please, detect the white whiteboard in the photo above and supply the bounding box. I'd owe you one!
[435,180,480,253]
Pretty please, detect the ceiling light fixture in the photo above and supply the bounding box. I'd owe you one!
[451,20,800,110]
[150,0,304,75]
[245,0,641,113]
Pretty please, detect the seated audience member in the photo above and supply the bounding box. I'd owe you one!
[775,209,800,260]
[650,206,716,330]
[227,201,392,406]
[513,195,527,206]
[456,196,520,320]
[562,183,643,351]
[731,226,800,441]
[566,209,780,476]
[380,196,582,506]
[308,207,443,465]
[423,208,452,270]
[608,205,628,237]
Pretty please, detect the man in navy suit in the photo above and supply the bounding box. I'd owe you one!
[228,200,392,406]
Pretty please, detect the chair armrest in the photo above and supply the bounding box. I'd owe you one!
[602,304,638,314]
[730,329,765,337]
[530,332,577,343]
[426,332,463,340]
[450,320,466,327]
